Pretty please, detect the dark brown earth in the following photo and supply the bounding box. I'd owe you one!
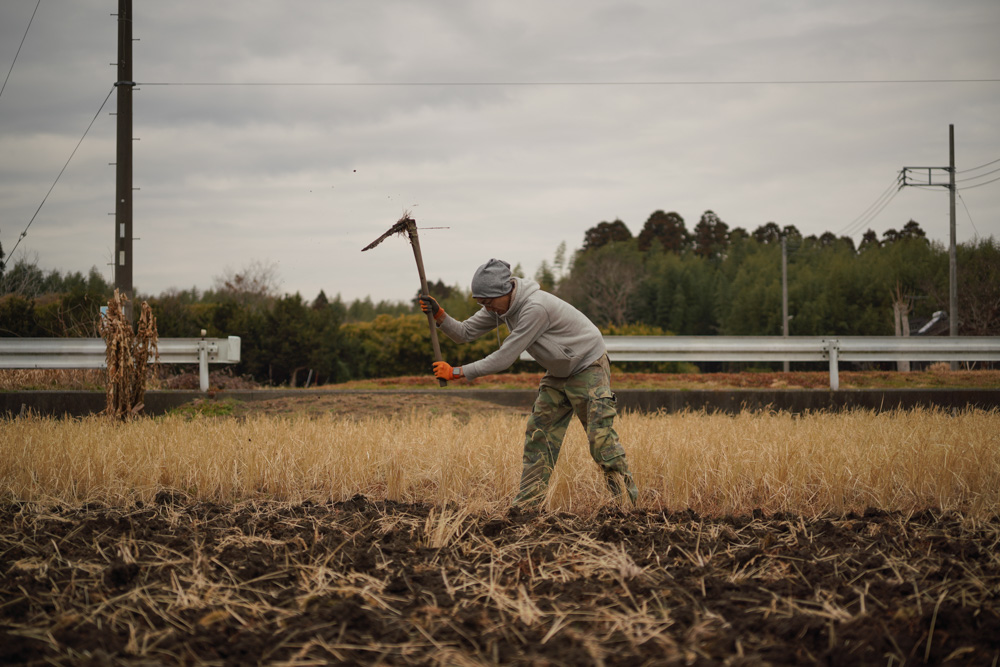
[2,497,998,666]
[4,390,999,664]
[220,392,531,421]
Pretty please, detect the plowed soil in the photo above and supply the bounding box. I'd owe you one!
[2,497,998,666]
[220,392,531,421]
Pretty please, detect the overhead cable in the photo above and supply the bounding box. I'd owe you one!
[134,77,1000,88]
[959,175,1000,190]
[956,157,1000,174]
[4,86,116,264]
[1,0,42,101]
[955,165,1000,183]
[957,193,981,239]
[846,188,900,238]
[835,175,902,237]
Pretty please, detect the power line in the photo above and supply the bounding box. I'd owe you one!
[955,165,1000,183]
[848,187,901,238]
[837,177,901,237]
[957,157,1000,173]
[957,192,981,239]
[4,86,116,265]
[134,77,1000,88]
[959,175,1000,190]
[0,0,42,101]
[835,175,902,237]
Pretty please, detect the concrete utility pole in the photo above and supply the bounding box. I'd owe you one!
[114,0,135,319]
[892,282,911,372]
[781,235,789,373]
[948,125,957,340]
[900,124,958,368]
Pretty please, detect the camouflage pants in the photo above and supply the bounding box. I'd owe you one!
[513,355,639,508]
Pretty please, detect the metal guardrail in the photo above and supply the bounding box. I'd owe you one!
[0,336,241,392]
[520,336,1000,390]
[2,335,996,392]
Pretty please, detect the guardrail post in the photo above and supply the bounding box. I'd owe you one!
[198,331,209,392]
[825,339,840,390]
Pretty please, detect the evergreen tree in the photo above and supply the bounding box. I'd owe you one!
[654,280,672,330]
[900,220,927,241]
[859,229,881,252]
[692,210,729,260]
[312,290,330,310]
[782,225,802,242]
[818,232,838,247]
[552,241,567,282]
[535,260,556,291]
[582,219,632,251]
[752,222,782,245]
[637,211,688,253]
[668,283,686,333]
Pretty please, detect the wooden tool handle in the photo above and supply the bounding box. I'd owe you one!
[406,220,447,387]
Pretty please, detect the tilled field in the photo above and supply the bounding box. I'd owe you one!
[2,496,998,666]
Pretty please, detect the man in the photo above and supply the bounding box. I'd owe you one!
[419,258,639,508]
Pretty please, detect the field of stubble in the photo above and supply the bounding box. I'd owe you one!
[2,401,998,665]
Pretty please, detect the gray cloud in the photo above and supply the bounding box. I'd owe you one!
[1,0,998,305]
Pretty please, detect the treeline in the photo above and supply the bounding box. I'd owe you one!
[1,213,997,384]
[560,212,999,338]
[0,256,514,384]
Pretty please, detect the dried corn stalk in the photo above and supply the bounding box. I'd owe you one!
[100,290,159,420]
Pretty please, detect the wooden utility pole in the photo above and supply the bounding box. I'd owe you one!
[114,0,134,319]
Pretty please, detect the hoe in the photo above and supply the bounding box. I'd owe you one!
[362,213,447,386]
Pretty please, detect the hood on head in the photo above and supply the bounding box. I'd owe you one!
[471,259,514,298]
[506,276,539,316]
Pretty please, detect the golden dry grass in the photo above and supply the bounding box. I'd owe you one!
[4,408,1000,663]
[0,368,107,391]
[2,408,998,516]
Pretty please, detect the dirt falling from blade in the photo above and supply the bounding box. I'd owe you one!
[361,214,412,252]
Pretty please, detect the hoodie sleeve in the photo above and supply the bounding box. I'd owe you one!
[438,307,502,344]
[461,302,550,380]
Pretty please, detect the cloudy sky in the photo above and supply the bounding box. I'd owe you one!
[1,1,998,305]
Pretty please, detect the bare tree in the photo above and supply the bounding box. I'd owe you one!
[957,238,1000,336]
[213,259,283,309]
[563,245,642,327]
[0,253,46,298]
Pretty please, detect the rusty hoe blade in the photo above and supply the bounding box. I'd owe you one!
[360,212,447,386]
[362,214,414,251]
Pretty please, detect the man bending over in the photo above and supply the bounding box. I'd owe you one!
[420,258,639,508]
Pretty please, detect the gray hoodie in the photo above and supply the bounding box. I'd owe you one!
[439,277,606,380]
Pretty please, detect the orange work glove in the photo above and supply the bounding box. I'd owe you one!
[433,361,463,381]
[419,295,446,324]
